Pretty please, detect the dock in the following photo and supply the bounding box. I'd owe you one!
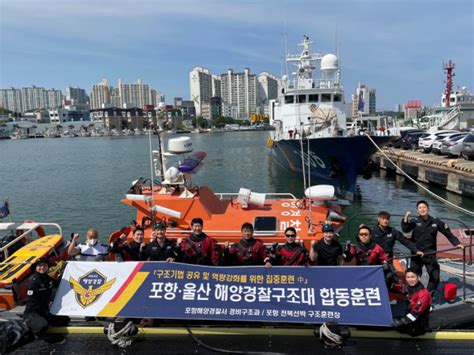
[374,149,474,197]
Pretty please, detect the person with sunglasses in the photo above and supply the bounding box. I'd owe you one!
[225,222,271,267]
[310,223,343,266]
[271,227,309,266]
[343,225,389,266]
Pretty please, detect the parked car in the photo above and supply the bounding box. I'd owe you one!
[461,134,474,160]
[392,129,424,149]
[431,132,464,154]
[418,130,459,152]
[440,134,469,156]
[401,131,425,150]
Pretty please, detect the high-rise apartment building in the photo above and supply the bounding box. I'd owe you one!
[189,67,212,119]
[118,79,153,109]
[90,79,112,109]
[212,75,221,98]
[0,86,63,113]
[257,72,279,114]
[350,83,376,117]
[221,68,257,119]
[66,86,89,104]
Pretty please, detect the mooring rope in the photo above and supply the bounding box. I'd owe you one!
[364,133,474,217]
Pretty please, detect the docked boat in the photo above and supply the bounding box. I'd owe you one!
[109,135,348,249]
[0,222,67,309]
[268,36,396,200]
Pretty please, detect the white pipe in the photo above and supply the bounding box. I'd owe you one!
[151,205,182,219]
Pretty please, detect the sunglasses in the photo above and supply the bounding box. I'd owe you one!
[285,234,296,237]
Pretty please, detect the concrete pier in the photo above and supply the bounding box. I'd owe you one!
[374,149,474,197]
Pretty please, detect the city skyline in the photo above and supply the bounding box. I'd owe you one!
[1,0,472,110]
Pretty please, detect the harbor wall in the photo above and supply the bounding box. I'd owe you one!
[373,149,474,197]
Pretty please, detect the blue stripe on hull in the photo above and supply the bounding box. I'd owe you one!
[271,136,393,199]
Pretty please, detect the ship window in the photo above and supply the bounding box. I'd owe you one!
[254,216,277,235]
[321,94,331,102]
[285,95,294,104]
[333,94,342,102]
[308,94,319,102]
[298,95,307,103]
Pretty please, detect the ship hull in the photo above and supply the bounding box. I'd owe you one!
[270,135,394,199]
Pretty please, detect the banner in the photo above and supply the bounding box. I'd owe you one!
[50,262,393,326]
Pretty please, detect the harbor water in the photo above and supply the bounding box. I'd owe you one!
[1,131,473,241]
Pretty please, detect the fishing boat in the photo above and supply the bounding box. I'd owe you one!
[109,134,348,249]
[268,36,396,200]
[0,222,67,309]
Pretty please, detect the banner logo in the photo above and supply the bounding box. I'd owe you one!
[69,269,115,308]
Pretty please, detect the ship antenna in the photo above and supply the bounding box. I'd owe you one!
[148,127,156,223]
[306,137,313,232]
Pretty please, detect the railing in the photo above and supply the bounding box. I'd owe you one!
[214,192,297,200]
[0,222,63,260]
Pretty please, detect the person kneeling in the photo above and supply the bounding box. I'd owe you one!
[23,258,70,339]
[392,267,432,336]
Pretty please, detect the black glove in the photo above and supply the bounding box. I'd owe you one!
[343,241,351,254]
[382,262,389,271]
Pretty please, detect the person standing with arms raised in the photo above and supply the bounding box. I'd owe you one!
[401,200,464,293]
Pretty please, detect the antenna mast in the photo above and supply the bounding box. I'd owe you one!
[443,60,455,107]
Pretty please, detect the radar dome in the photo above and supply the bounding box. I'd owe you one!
[321,54,338,71]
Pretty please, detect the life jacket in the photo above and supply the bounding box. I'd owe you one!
[275,243,308,266]
[229,238,267,265]
[352,240,389,265]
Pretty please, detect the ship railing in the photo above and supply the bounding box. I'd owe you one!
[214,192,297,200]
[344,212,473,301]
[0,222,63,260]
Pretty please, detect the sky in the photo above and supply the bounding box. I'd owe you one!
[0,0,473,110]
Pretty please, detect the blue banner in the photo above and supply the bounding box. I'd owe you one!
[53,262,393,327]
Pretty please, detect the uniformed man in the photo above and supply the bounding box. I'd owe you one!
[67,228,109,261]
[343,225,390,266]
[23,258,70,337]
[310,224,343,266]
[225,222,271,266]
[401,200,464,292]
[179,218,219,265]
[111,227,147,261]
[271,227,309,266]
[373,211,421,259]
[144,223,180,262]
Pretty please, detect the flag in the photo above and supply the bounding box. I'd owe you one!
[357,90,364,112]
[0,200,9,219]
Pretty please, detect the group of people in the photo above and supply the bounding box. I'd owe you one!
[23,199,465,339]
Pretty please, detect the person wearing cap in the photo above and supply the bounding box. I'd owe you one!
[67,228,109,261]
[310,223,343,266]
[392,267,432,336]
[23,258,70,337]
[144,223,180,262]
[225,223,271,266]
[111,227,147,261]
[179,218,219,265]
[271,227,309,266]
[373,211,421,259]
[401,200,464,293]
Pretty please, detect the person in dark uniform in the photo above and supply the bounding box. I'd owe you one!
[179,218,219,265]
[392,267,432,336]
[144,223,180,262]
[225,223,271,266]
[271,227,309,266]
[373,211,421,259]
[111,227,147,261]
[310,223,343,266]
[401,200,464,292]
[23,258,70,337]
[343,225,390,266]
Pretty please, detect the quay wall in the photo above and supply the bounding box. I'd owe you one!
[373,149,474,197]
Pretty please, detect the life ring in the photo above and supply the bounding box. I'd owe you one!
[23,220,46,238]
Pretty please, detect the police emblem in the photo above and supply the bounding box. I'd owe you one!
[69,269,116,308]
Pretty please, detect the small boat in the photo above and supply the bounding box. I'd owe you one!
[0,222,66,309]
[109,135,348,249]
